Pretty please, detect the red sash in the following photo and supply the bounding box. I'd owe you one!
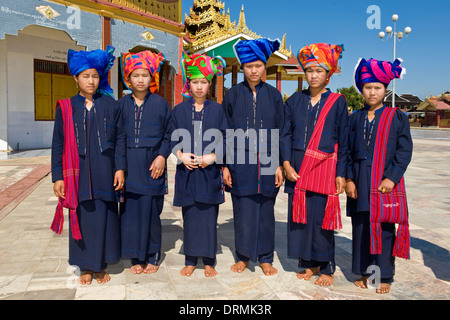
[292,93,342,230]
[50,99,82,240]
[370,107,409,259]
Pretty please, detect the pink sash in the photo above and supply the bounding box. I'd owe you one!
[50,99,82,240]
[370,107,409,259]
[292,93,342,230]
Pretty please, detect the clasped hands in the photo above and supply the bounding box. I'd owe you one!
[176,150,216,170]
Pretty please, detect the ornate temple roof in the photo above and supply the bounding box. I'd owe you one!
[184,2,265,53]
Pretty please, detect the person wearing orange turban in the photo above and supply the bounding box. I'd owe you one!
[118,50,172,274]
[121,50,166,94]
[281,43,348,286]
[297,43,344,85]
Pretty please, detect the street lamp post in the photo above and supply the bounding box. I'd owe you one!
[378,14,411,108]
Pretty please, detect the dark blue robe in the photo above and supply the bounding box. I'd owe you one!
[347,105,413,280]
[222,80,284,262]
[51,93,126,272]
[171,99,229,264]
[280,89,348,273]
[118,92,172,265]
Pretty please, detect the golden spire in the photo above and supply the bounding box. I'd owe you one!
[184,1,261,52]
[237,4,247,32]
[281,33,287,50]
[278,33,293,57]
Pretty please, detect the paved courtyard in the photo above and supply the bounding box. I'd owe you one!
[0,128,449,302]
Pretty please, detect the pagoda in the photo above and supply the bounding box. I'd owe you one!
[183,0,305,102]
[184,1,261,52]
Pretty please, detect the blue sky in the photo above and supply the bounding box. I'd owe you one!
[182,0,449,99]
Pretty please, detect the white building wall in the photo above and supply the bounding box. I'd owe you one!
[0,39,8,150]
[0,27,85,151]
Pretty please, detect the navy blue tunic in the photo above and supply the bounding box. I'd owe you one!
[51,93,125,272]
[119,92,172,196]
[222,80,284,198]
[222,80,284,262]
[171,99,229,263]
[171,99,228,207]
[280,89,348,271]
[52,93,126,200]
[118,92,172,265]
[347,105,413,214]
[347,105,413,280]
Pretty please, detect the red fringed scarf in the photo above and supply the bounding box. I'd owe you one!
[370,107,410,259]
[50,99,82,240]
[292,93,342,230]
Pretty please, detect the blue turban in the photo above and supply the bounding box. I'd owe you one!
[68,45,116,97]
[233,38,280,68]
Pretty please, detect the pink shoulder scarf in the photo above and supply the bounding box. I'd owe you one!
[292,93,342,230]
[370,107,409,259]
[50,99,82,240]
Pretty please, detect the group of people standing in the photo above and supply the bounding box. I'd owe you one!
[51,38,413,295]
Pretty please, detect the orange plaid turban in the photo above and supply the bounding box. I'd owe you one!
[297,43,344,85]
[121,50,166,94]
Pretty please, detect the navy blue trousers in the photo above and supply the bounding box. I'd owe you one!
[351,212,395,282]
[69,200,120,272]
[287,193,336,274]
[231,194,275,263]
[182,202,219,266]
[120,192,163,266]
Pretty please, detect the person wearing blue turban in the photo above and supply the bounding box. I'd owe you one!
[233,38,280,68]
[51,45,126,285]
[68,45,116,97]
[222,38,284,276]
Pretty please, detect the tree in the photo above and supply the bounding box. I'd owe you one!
[337,86,364,112]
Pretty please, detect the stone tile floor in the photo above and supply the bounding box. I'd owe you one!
[0,131,449,301]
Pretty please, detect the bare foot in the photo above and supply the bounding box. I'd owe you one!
[79,271,93,285]
[376,283,391,294]
[95,270,111,284]
[259,263,278,276]
[130,264,144,274]
[204,265,218,277]
[143,263,159,274]
[315,273,334,286]
[231,261,249,273]
[355,276,369,289]
[180,265,196,277]
[297,267,320,280]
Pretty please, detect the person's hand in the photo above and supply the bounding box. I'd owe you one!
[275,166,285,188]
[283,161,300,182]
[345,179,358,199]
[53,180,65,199]
[223,167,232,188]
[114,170,125,191]
[197,153,216,169]
[378,178,395,194]
[177,151,198,170]
[149,155,166,179]
[335,177,346,195]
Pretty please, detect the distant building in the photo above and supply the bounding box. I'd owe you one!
[417,93,450,127]
[384,90,423,111]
